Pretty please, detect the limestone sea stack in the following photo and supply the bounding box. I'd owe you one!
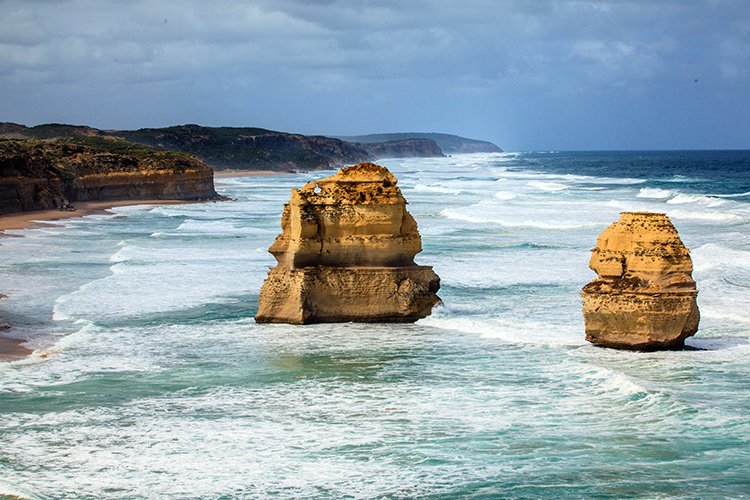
[582,212,700,350]
[256,162,441,324]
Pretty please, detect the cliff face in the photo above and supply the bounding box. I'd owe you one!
[360,139,444,158]
[256,162,441,324]
[117,125,374,171]
[0,138,219,215]
[581,212,700,350]
[1,123,374,172]
[1,123,501,171]
[339,133,503,154]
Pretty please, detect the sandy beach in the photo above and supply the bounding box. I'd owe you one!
[0,198,197,361]
[0,199,194,235]
[0,335,32,361]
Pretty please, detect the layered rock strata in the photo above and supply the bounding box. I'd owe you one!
[256,162,440,324]
[0,138,219,215]
[582,212,699,350]
[0,123,374,171]
[360,139,444,158]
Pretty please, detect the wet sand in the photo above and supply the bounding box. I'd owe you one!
[0,336,32,361]
[0,199,192,234]
[0,199,196,361]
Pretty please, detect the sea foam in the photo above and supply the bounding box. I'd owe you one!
[637,188,673,199]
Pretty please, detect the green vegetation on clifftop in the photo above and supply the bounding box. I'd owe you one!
[0,137,219,215]
[338,132,503,154]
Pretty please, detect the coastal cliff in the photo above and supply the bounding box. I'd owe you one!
[582,212,700,350]
[116,125,373,171]
[0,137,219,215]
[256,162,441,324]
[0,123,373,172]
[359,139,444,158]
[339,132,503,154]
[1,123,500,171]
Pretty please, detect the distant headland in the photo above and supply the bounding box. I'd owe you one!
[336,132,503,154]
[0,122,503,222]
[0,122,503,172]
[0,136,221,216]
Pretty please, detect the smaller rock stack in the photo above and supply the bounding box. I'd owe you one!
[582,212,700,350]
[255,162,440,324]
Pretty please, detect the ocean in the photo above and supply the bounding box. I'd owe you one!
[1,151,749,498]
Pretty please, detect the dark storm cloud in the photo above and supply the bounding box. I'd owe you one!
[0,0,748,149]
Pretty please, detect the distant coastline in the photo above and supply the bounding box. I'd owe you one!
[1,122,503,171]
[0,123,502,223]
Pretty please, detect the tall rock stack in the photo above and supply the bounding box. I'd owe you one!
[255,162,441,324]
[582,212,700,350]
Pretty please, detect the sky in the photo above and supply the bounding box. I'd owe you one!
[0,0,748,150]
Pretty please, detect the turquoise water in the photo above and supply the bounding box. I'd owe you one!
[1,152,750,498]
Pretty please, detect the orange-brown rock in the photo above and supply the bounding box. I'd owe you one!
[582,212,699,350]
[256,162,440,324]
[0,138,220,215]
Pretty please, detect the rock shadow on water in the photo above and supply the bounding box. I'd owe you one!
[258,326,436,385]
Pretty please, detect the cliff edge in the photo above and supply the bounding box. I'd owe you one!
[0,137,220,215]
[359,139,444,158]
[339,133,502,154]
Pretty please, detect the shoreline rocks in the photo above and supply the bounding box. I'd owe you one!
[582,212,700,350]
[256,162,440,324]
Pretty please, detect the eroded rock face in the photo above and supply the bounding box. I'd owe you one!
[0,138,220,215]
[256,162,440,324]
[582,212,699,350]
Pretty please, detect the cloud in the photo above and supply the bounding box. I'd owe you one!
[1,0,746,87]
[0,0,748,148]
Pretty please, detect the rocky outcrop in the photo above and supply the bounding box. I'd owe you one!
[256,162,440,324]
[582,212,700,350]
[0,138,220,215]
[360,139,444,158]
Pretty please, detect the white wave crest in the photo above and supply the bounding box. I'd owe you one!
[418,315,580,347]
[437,209,488,224]
[592,177,646,185]
[711,191,750,198]
[691,243,750,272]
[667,193,725,206]
[579,367,652,398]
[636,188,673,199]
[494,191,517,200]
[412,184,463,195]
[663,175,705,183]
[438,209,596,229]
[527,180,569,192]
[699,307,750,325]
[666,209,742,222]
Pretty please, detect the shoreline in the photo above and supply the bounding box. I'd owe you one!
[0,336,32,362]
[0,199,194,235]
[214,169,283,178]
[0,198,202,362]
